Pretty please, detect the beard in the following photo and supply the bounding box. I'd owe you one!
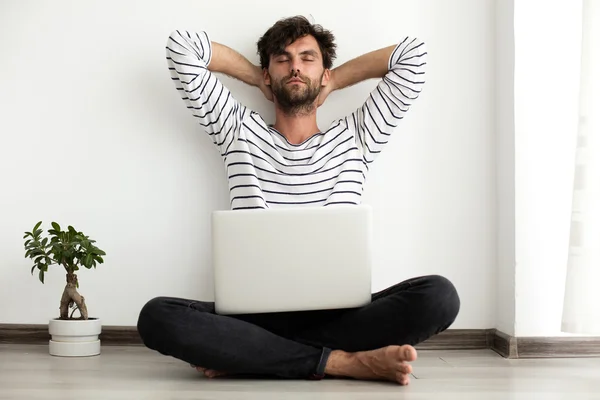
[270,71,322,116]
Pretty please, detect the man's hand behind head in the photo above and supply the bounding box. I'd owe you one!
[317,70,337,107]
[259,79,274,103]
[251,64,273,103]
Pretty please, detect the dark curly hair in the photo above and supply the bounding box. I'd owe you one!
[257,16,337,70]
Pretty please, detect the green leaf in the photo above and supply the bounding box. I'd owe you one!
[23,232,32,239]
[34,255,45,264]
[51,222,61,232]
[33,221,42,232]
[42,238,48,247]
[31,265,36,275]
[38,269,45,284]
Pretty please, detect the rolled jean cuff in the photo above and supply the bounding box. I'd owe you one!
[310,347,332,380]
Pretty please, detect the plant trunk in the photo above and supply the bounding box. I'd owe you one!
[59,273,88,320]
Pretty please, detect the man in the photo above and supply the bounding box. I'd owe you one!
[137,16,460,386]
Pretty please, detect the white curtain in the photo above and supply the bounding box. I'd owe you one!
[561,0,600,335]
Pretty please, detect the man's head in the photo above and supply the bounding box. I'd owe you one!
[257,16,337,115]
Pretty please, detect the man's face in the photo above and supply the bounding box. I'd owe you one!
[264,35,330,114]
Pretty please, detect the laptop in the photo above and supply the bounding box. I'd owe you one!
[211,205,373,315]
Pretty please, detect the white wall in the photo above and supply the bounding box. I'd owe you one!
[494,0,587,337]
[513,0,582,336]
[495,0,516,336]
[0,0,496,328]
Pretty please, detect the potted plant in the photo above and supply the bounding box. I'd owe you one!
[23,221,106,357]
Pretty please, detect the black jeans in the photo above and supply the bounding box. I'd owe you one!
[137,275,460,379]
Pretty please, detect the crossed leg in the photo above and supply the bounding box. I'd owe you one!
[137,275,460,385]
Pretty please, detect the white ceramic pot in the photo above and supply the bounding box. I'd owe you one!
[48,318,102,357]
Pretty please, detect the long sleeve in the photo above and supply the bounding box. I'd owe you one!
[166,30,247,155]
[344,37,427,163]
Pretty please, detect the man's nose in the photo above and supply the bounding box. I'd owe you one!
[290,59,301,74]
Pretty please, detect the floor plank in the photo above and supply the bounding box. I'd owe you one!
[1,344,598,400]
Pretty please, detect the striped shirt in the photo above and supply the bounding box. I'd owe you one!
[166,30,427,210]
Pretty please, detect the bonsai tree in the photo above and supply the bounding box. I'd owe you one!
[23,221,106,320]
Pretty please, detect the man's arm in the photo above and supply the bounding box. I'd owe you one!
[166,30,269,155]
[208,42,273,101]
[323,38,427,163]
[329,45,397,92]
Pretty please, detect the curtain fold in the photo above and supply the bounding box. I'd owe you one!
[561,0,600,335]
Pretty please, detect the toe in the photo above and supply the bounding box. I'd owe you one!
[397,373,410,386]
[399,363,412,375]
[400,345,417,362]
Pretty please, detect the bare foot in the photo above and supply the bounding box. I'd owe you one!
[324,345,417,385]
[190,364,229,379]
[201,368,229,378]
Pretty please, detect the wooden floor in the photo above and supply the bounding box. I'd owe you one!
[1,344,599,399]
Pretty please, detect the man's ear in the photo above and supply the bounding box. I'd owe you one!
[263,68,271,86]
[321,69,331,86]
